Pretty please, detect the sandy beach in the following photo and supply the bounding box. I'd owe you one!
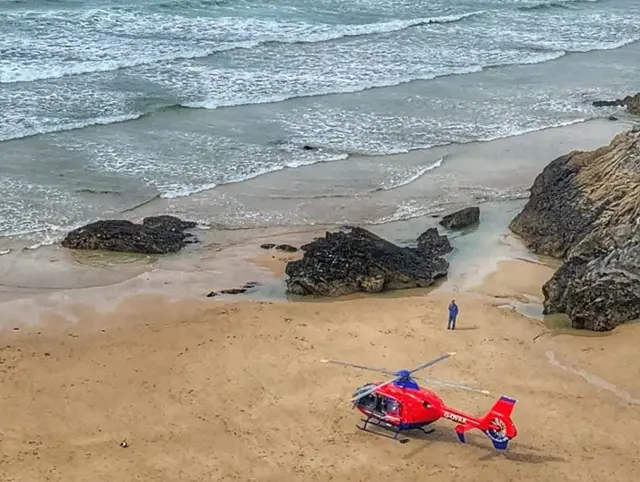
[2,222,640,481]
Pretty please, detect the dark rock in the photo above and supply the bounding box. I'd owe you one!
[510,129,640,331]
[608,115,619,121]
[416,228,453,257]
[439,207,480,230]
[275,244,298,252]
[284,226,448,297]
[555,232,640,331]
[219,287,248,295]
[61,215,198,254]
[592,93,640,116]
[303,145,317,150]
[208,281,262,297]
[508,151,600,258]
[260,243,276,250]
[142,215,196,232]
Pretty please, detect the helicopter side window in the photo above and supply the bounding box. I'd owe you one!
[384,398,401,416]
[362,394,386,415]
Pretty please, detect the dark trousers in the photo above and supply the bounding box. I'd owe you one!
[448,314,457,330]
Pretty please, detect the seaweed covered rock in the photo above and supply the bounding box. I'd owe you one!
[284,226,448,297]
[61,215,197,254]
[416,228,453,257]
[510,128,640,331]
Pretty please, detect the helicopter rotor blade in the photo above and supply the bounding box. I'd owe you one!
[350,376,401,403]
[412,376,491,395]
[320,359,396,376]
[409,352,456,375]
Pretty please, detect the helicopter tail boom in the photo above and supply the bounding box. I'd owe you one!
[448,396,518,450]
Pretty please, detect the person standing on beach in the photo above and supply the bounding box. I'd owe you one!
[448,300,458,330]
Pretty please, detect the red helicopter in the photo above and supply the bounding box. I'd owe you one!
[321,352,518,449]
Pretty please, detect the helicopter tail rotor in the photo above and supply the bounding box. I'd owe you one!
[481,396,518,450]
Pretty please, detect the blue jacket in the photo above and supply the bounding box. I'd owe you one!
[449,303,458,316]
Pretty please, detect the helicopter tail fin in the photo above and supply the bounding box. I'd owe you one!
[478,396,518,450]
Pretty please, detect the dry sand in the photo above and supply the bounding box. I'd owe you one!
[1,254,639,482]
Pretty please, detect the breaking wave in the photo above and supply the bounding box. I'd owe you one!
[518,0,599,11]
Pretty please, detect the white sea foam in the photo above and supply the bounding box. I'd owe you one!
[519,0,600,11]
[379,157,444,191]
[0,10,483,84]
[0,113,145,143]
[373,202,447,225]
[159,152,349,199]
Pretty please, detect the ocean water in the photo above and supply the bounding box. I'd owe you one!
[1,0,639,245]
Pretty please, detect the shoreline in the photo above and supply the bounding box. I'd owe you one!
[0,116,633,251]
[0,115,635,324]
[0,197,557,333]
[0,117,633,304]
[1,116,636,333]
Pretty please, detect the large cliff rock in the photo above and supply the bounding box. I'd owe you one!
[509,128,640,331]
[285,226,449,297]
[61,215,198,254]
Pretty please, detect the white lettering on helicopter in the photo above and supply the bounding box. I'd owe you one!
[443,412,467,424]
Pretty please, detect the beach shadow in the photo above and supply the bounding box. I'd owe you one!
[400,426,565,465]
[450,326,478,331]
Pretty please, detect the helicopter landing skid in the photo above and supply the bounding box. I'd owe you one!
[357,417,435,444]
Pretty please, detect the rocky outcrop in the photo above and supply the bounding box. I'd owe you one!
[207,281,260,297]
[439,207,480,230]
[260,243,298,252]
[285,226,449,297]
[61,215,197,254]
[509,128,640,331]
[593,93,640,116]
[416,228,453,257]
